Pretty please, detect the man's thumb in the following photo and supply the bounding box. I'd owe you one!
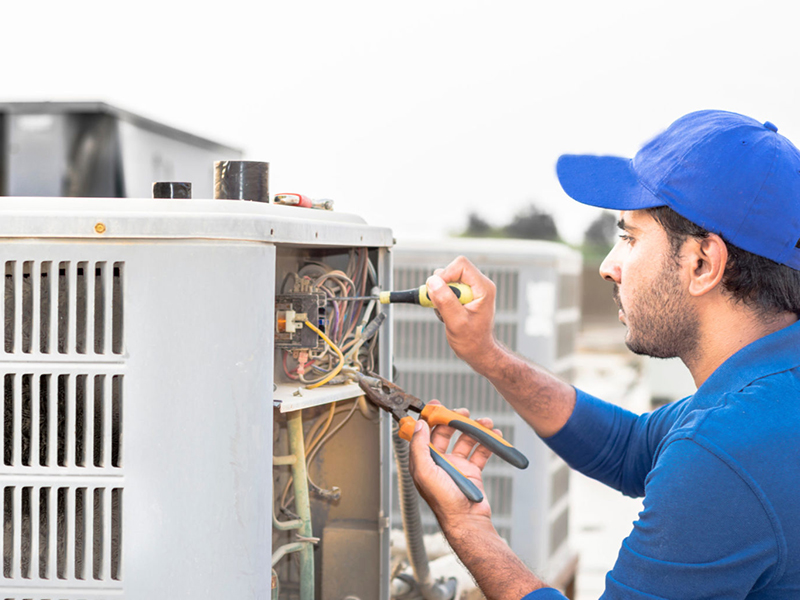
[426,275,460,312]
[409,419,432,465]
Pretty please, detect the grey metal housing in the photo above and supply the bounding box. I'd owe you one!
[0,197,394,599]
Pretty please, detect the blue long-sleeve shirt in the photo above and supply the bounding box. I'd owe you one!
[523,320,800,599]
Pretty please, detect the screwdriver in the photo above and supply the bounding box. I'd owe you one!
[330,283,473,308]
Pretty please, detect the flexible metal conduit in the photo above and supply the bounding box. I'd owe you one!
[392,425,456,600]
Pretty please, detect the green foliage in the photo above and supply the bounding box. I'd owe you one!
[464,212,492,237]
[583,211,617,249]
[456,203,562,241]
[503,205,560,241]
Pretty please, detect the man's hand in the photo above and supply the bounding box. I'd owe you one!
[426,256,502,374]
[408,402,495,528]
[427,255,576,438]
[408,403,547,599]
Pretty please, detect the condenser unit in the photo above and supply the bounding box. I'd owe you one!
[392,238,581,593]
[0,102,241,199]
[0,195,394,599]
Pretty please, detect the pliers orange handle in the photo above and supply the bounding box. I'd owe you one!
[397,404,528,469]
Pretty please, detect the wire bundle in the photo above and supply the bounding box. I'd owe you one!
[281,248,381,386]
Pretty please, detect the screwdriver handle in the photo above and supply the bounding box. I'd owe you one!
[378,283,473,307]
[420,404,529,469]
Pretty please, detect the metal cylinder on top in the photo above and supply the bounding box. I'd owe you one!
[152,182,192,199]
[214,160,269,202]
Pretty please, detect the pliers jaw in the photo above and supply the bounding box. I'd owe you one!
[355,372,424,422]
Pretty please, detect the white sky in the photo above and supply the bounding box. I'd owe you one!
[4,0,800,244]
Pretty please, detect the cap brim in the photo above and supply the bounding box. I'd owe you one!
[556,154,663,211]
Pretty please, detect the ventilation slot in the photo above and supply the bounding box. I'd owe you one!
[394,320,516,361]
[39,261,52,354]
[549,507,569,554]
[57,261,69,354]
[2,260,124,357]
[396,370,515,417]
[551,463,570,507]
[2,373,123,470]
[112,262,124,355]
[4,262,15,354]
[2,485,122,582]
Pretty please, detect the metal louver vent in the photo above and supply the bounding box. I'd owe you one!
[1,257,125,595]
[1,373,124,587]
[2,485,122,582]
[2,374,123,470]
[3,261,124,357]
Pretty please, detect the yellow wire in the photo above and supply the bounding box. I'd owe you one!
[306,402,336,454]
[304,320,345,389]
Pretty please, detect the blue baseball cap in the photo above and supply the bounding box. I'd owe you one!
[557,110,800,270]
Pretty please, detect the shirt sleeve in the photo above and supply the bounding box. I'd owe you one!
[521,437,780,599]
[600,438,780,598]
[520,588,568,599]
[543,388,685,497]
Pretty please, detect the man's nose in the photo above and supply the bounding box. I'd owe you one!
[599,242,623,283]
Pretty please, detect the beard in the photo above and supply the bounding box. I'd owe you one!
[613,258,699,362]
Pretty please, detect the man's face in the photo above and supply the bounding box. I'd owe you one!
[599,210,699,361]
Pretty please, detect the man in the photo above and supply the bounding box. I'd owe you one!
[408,110,800,599]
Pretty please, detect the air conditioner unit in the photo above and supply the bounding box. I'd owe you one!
[0,196,394,600]
[0,102,241,199]
[392,238,581,593]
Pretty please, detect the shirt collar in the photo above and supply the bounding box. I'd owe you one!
[693,319,800,403]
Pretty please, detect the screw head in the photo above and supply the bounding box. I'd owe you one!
[94,222,106,234]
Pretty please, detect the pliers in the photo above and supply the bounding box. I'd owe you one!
[355,372,529,503]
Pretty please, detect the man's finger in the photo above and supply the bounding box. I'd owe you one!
[469,428,501,471]
[438,256,490,291]
[408,419,434,476]
[451,415,492,459]
[427,274,467,317]
[429,420,458,452]
[429,405,468,452]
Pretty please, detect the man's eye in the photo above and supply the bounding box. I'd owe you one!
[619,234,634,244]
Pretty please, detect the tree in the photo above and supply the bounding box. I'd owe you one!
[503,204,560,241]
[583,211,617,250]
[464,212,492,237]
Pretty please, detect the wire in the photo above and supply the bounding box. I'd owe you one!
[303,320,344,389]
[306,399,359,466]
[280,272,298,293]
[306,402,337,455]
[279,401,361,511]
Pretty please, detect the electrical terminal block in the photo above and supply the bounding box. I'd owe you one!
[275,293,325,349]
[276,309,307,334]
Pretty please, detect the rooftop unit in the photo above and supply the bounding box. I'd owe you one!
[0,194,394,599]
[0,102,241,200]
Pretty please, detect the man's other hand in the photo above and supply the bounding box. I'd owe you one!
[408,402,496,529]
[426,256,500,373]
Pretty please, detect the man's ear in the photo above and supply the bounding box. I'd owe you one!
[686,233,727,297]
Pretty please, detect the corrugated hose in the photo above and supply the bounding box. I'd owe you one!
[392,422,458,600]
